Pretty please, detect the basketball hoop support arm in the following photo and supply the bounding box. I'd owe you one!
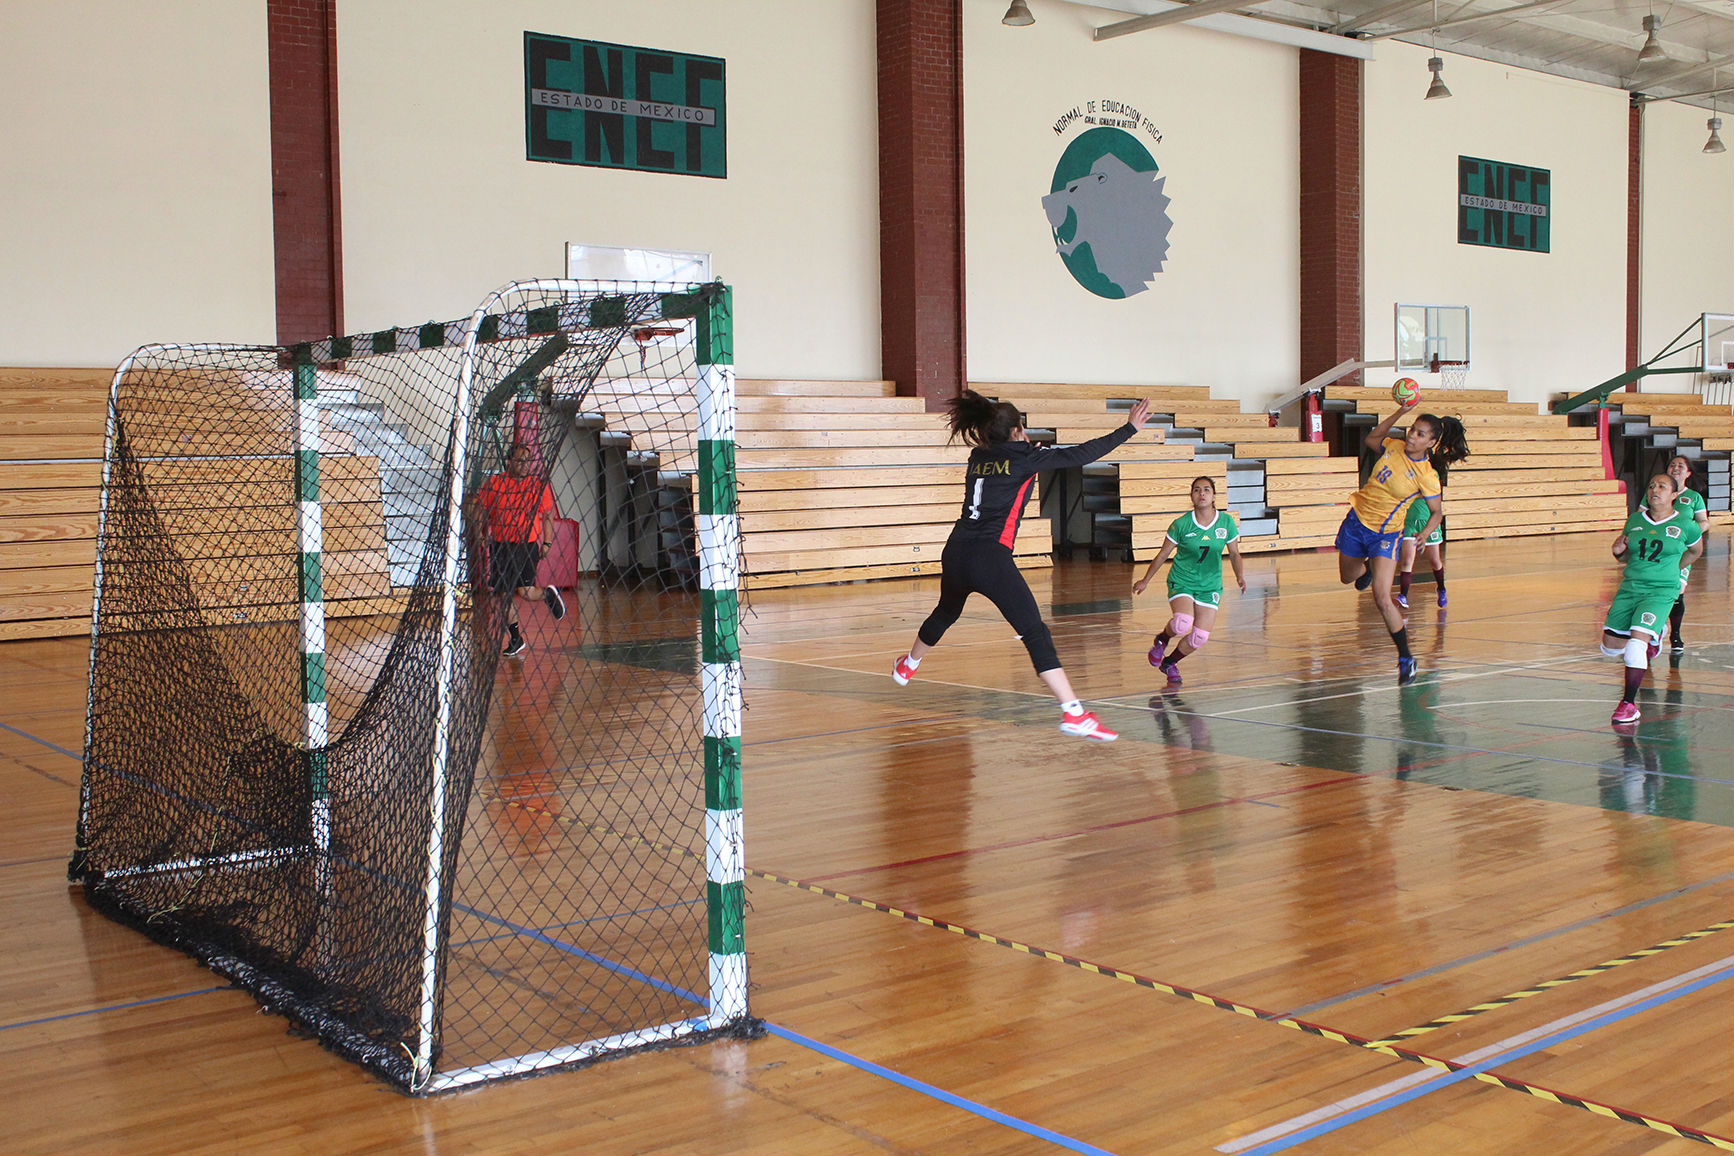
[1268,358,1396,438]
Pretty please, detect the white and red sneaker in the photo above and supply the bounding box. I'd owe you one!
[1611,701,1640,725]
[1060,709,1117,741]
[892,655,918,686]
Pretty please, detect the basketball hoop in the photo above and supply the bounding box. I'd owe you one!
[631,326,683,370]
[1430,355,1470,391]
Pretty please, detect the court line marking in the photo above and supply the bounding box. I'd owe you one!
[1221,957,1734,1156]
[765,1022,1120,1156]
[486,734,1733,1147]
[0,718,81,762]
[0,987,230,1033]
[1277,869,1734,1018]
[1364,917,1734,1047]
[751,869,1734,1150]
[1129,703,1734,784]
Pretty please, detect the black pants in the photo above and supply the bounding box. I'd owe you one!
[918,536,1060,673]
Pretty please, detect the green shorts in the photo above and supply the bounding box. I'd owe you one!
[1401,506,1444,546]
[1167,584,1222,609]
[1604,584,1676,639]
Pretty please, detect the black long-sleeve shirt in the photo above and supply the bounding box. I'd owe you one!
[951,423,1139,548]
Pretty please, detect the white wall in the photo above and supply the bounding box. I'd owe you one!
[963,0,1300,408]
[1365,39,1629,408]
[1639,98,1734,390]
[336,0,881,380]
[0,1,276,367]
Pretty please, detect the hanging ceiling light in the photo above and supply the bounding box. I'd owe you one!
[1002,0,1035,26]
[1425,56,1452,100]
[1636,14,1666,65]
[1425,0,1451,100]
[1706,117,1727,154]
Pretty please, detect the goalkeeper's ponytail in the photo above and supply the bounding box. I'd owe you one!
[946,390,1024,448]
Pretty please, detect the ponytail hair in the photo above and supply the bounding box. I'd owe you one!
[946,389,1024,448]
[1416,413,1469,482]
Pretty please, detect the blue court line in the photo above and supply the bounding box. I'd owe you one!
[450,896,703,949]
[1238,963,1734,1156]
[765,1022,1120,1156]
[452,900,705,1007]
[0,986,228,1032]
[0,718,81,762]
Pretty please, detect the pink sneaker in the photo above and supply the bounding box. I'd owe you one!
[1611,701,1640,725]
[1060,709,1117,741]
[1147,644,1165,667]
[1160,659,1182,685]
[892,655,917,686]
[1644,637,1660,664]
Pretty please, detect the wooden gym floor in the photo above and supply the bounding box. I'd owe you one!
[2,532,1730,1154]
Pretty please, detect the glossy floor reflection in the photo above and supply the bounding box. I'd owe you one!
[4,531,1730,1154]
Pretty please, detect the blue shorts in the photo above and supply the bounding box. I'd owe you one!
[1335,510,1401,561]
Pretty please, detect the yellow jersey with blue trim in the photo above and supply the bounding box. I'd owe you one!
[1350,437,1441,533]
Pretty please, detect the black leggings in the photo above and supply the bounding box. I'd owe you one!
[917,537,1060,673]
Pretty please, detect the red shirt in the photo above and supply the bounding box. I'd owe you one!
[477,473,554,542]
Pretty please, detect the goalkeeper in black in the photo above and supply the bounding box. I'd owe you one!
[891,390,1151,741]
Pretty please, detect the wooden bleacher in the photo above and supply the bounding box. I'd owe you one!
[976,382,1356,558]
[1605,390,1734,453]
[0,367,398,640]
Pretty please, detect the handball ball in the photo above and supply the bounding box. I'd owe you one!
[1391,377,1421,406]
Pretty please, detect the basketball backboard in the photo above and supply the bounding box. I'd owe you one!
[564,243,711,285]
[1395,304,1470,373]
[1703,313,1733,374]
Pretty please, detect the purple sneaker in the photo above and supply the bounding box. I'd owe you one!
[1160,659,1182,685]
[1394,593,1410,610]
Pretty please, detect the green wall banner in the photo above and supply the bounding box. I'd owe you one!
[1457,156,1549,252]
[525,32,726,178]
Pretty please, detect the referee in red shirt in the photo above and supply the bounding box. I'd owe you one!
[472,444,567,656]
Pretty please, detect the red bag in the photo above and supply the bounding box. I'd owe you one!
[542,516,580,589]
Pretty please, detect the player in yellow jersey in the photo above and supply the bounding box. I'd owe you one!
[1335,403,1470,683]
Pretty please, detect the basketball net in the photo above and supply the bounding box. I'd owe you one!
[1430,355,1469,391]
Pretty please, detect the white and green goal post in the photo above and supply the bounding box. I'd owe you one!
[689,284,748,1024]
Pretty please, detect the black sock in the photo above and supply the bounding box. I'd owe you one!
[1391,627,1412,660]
[1621,665,1645,704]
[1670,597,1685,638]
[1433,565,1445,592]
[1354,570,1373,591]
[1399,571,1412,597]
[1166,647,1189,666]
[1154,630,1171,648]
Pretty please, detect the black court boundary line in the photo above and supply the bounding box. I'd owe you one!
[463,782,1734,1149]
[752,868,1734,1152]
[1365,918,1734,1047]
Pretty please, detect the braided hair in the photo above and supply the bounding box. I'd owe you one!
[945,390,1024,448]
[1415,413,1470,483]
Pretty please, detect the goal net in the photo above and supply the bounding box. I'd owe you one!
[71,279,751,1092]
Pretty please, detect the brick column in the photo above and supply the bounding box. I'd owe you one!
[1626,98,1642,377]
[1298,51,1362,386]
[877,0,965,410]
[268,0,343,345]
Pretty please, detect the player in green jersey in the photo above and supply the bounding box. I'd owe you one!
[1665,455,1709,651]
[1395,477,1447,610]
[1601,473,1704,725]
[1132,476,1245,685]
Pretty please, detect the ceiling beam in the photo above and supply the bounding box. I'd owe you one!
[1636,83,1734,103]
[1625,55,1731,90]
[1365,0,1571,42]
[1329,0,1430,34]
[1093,0,1275,40]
